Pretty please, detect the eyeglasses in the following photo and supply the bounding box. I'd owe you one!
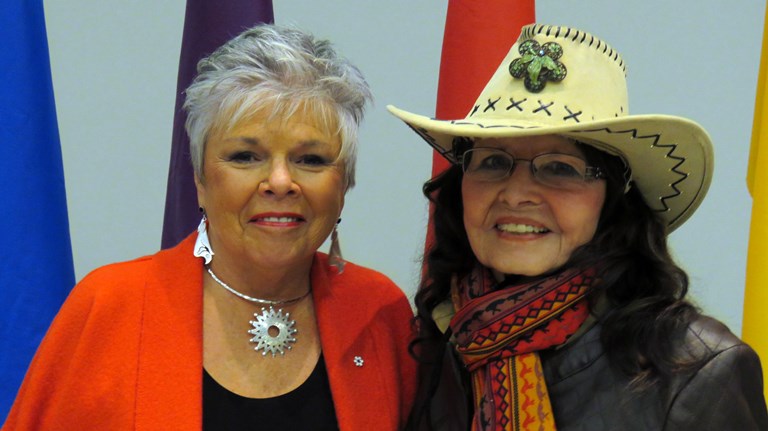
[460,147,604,189]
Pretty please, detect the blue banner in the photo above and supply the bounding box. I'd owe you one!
[0,0,75,421]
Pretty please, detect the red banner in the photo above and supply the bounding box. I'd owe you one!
[426,0,536,250]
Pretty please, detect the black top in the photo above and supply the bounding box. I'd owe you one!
[203,355,339,430]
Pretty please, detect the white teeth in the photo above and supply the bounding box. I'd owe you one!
[261,217,299,222]
[496,223,548,233]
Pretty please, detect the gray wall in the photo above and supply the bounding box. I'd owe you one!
[44,1,765,335]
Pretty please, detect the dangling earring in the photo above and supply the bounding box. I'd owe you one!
[622,164,633,194]
[328,218,345,274]
[193,211,215,264]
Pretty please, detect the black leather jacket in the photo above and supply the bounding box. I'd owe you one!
[416,315,768,430]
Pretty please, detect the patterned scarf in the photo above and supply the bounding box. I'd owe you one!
[448,265,597,430]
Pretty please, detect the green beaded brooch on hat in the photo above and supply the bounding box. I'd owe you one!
[509,40,567,93]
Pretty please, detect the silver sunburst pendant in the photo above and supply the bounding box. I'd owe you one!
[206,266,309,357]
[248,306,298,357]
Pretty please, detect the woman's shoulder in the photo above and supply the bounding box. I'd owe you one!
[341,260,399,288]
[672,314,764,403]
[666,315,768,429]
[81,254,153,283]
[78,235,195,291]
[312,253,413,323]
[314,252,403,295]
[78,250,159,289]
[680,314,751,359]
[74,241,191,301]
[61,256,153,317]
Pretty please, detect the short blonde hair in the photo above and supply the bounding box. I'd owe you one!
[184,24,372,189]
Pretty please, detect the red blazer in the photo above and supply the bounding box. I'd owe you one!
[3,235,417,430]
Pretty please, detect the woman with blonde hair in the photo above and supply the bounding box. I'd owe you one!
[4,24,416,430]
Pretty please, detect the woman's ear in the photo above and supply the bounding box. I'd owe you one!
[194,173,206,210]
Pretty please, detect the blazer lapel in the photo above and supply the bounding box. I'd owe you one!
[134,235,204,430]
[312,254,396,430]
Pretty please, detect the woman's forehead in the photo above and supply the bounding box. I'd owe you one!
[214,97,340,138]
[474,135,583,155]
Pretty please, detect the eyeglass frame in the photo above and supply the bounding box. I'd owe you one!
[458,147,605,188]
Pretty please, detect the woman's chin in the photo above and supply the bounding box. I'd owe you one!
[488,260,561,281]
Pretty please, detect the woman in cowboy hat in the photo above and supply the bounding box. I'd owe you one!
[389,24,768,430]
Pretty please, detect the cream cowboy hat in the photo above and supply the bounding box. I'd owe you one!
[388,23,714,231]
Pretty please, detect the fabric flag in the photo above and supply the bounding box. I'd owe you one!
[0,0,75,421]
[162,0,274,249]
[743,5,768,401]
[426,0,535,249]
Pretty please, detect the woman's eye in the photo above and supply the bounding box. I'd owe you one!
[477,154,512,171]
[296,154,330,166]
[539,161,582,178]
[228,152,260,163]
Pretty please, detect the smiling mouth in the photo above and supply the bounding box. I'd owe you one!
[254,216,304,223]
[496,223,549,234]
[249,214,307,227]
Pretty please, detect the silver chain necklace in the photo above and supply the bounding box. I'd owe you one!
[206,266,310,357]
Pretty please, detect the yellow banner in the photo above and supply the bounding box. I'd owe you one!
[744,4,768,401]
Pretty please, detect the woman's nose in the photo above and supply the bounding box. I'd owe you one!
[258,160,299,197]
[498,161,543,206]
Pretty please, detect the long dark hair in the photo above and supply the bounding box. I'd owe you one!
[408,139,700,425]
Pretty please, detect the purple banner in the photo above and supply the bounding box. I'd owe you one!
[162,0,274,248]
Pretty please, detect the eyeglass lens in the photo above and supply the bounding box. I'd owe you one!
[461,148,596,188]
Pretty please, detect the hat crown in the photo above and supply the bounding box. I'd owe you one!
[468,24,628,127]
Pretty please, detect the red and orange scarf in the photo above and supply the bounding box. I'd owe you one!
[448,265,597,430]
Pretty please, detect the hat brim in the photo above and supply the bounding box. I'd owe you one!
[387,104,714,232]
